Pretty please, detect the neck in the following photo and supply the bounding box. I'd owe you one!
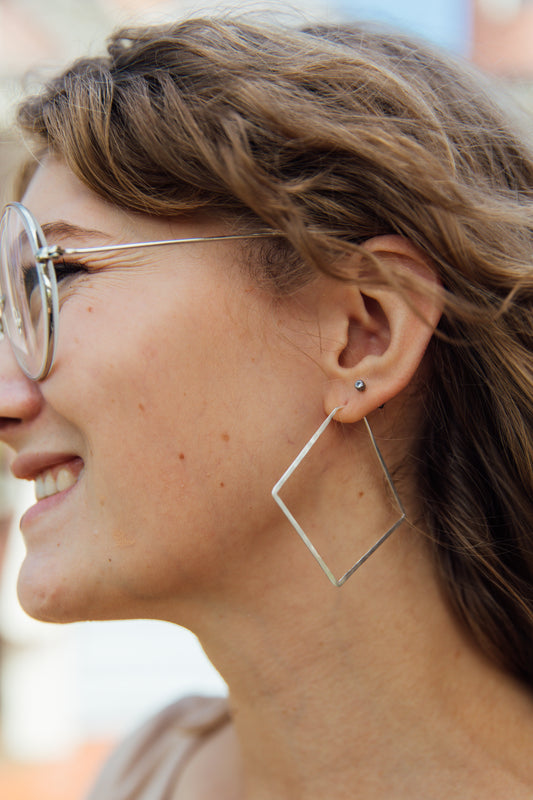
[165,409,533,799]
[189,526,533,799]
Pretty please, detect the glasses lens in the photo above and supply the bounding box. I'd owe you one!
[0,204,49,379]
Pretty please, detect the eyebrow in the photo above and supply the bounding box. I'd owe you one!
[41,220,112,244]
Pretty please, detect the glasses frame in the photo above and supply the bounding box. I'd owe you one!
[0,201,279,381]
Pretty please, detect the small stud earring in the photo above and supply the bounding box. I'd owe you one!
[354,379,366,392]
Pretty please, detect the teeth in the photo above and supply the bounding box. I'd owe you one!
[56,468,76,492]
[44,472,55,497]
[35,467,78,501]
[35,475,45,500]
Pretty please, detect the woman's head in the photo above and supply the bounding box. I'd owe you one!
[6,18,533,682]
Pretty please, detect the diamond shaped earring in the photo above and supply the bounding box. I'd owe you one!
[271,383,406,587]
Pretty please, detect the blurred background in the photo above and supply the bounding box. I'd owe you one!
[1,0,532,797]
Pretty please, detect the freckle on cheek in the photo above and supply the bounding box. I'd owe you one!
[358,491,364,498]
[220,482,225,488]
[113,530,136,548]
[221,433,230,442]
[87,306,93,313]
[138,403,145,412]
[179,453,185,460]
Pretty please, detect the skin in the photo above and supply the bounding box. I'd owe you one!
[1,158,533,799]
[2,158,341,623]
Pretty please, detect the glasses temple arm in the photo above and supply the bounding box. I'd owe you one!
[34,232,281,263]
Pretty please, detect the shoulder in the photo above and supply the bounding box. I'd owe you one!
[85,695,230,800]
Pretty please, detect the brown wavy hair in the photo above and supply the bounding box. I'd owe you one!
[15,18,533,683]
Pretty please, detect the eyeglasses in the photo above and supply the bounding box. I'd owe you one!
[0,201,278,381]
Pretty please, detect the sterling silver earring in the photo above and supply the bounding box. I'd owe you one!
[271,388,405,587]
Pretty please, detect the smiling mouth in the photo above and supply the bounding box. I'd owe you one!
[34,461,83,501]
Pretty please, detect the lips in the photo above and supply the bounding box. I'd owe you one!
[12,453,84,501]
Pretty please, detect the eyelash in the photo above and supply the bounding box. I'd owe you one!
[53,260,91,282]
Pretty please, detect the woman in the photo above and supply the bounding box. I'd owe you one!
[0,17,532,799]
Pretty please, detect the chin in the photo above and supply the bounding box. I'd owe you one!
[16,559,157,624]
[17,560,96,624]
[17,585,81,624]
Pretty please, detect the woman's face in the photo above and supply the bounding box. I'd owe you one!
[0,159,324,624]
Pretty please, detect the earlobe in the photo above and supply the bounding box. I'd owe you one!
[321,235,443,423]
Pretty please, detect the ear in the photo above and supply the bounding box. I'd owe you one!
[318,236,443,423]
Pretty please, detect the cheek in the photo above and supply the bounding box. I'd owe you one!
[51,289,277,558]
[42,280,321,602]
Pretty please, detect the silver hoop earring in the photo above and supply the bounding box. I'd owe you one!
[271,405,406,587]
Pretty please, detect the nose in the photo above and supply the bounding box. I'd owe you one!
[0,336,43,444]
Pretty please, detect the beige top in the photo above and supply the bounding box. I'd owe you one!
[85,696,231,800]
